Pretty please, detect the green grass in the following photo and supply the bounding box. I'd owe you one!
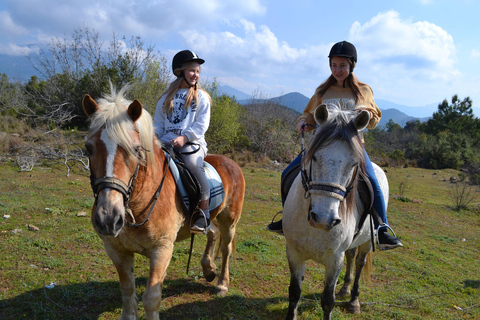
[0,162,479,319]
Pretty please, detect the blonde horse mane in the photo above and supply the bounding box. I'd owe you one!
[87,84,157,170]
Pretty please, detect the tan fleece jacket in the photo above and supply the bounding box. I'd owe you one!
[299,83,381,131]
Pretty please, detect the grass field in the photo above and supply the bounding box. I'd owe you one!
[0,160,479,319]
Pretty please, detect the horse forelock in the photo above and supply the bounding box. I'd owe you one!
[305,110,364,165]
[87,86,157,170]
[304,109,365,213]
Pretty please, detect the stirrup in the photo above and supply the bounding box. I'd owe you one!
[376,224,397,250]
[269,210,283,224]
[267,210,284,235]
[190,208,210,235]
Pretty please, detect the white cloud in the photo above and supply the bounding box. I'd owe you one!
[0,43,39,56]
[350,11,458,81]
[0,11,28,36]
[344,10,466,106]
[471,49,480,59]
[3,0,266,42]
[180,20,312,78]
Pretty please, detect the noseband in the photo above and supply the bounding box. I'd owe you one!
[90,163,141,207]
[301,164,357,201]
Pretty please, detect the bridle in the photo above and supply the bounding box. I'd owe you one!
[89,145,170,229]
[301,163,358,202]
[299,128,358,203]
[90,162,140,208]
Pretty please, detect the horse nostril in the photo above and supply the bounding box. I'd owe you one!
[332,218,342,227]
[114,214,124,232]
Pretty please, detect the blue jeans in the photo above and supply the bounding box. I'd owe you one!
[281,151,388,227]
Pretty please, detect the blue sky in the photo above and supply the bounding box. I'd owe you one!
[1,0,479,109]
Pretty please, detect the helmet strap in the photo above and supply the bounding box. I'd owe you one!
[180,71,197,89]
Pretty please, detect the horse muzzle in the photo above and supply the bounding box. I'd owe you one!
[308,210,341,231]
[93,191,126,237]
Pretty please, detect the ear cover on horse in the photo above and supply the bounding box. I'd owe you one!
[353,110,370,131]
[313,104,329,125]
[83,94,99,117]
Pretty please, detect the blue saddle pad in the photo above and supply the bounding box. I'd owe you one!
[165,152,225,212]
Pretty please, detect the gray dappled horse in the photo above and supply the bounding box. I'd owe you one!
[283,104,387,320]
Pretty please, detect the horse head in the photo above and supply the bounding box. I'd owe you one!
[83,90,154,237]
[303,104,368,231]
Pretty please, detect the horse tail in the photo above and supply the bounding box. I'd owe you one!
[361,251,373,285]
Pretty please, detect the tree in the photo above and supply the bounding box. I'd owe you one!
[130,57,171,115]
[0,74,26,117]
[421,95,480,142]
[204,79,244,154]
[26,26,166,129]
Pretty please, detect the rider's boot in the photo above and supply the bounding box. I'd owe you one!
[191,200,211,234]
[377,224,403,250]
[267,211,283,234]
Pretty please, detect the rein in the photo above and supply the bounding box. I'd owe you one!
[126,158,170,228]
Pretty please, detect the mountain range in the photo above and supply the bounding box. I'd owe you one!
[0,52,460,127]
[219,85,433,128]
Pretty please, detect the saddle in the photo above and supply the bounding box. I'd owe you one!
[281,163,374,232]
[163,148,225,215]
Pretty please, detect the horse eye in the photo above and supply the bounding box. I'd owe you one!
[85,141,95,156]
[134,146,145,160]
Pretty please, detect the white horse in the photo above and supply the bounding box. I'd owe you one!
[283,104,388,320]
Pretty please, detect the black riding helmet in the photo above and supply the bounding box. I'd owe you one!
[328,41,357,64]
[172,50,205,77]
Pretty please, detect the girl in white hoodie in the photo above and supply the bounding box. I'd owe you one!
[154,50,212,234]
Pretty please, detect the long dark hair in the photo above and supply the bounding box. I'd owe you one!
[315,60,368,104]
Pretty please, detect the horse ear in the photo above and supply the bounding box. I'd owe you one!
[128,99,143,122]
[83,94,98,117]
[314,104,329,125]
[353,110,370,130]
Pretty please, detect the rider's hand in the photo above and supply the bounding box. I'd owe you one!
[297,119,307,133]
[171,135,188,149]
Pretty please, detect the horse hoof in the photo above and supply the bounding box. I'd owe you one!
[347,301,361,314]
[215,285,228,297]
[204,272,216,283]
[336,288,350,299]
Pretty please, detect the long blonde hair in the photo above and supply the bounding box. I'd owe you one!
[315,60,368,103]
[160,63,210,114]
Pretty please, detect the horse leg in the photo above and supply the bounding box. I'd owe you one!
[286,247,306,320]
[201,220,219,284]
[347,242,372,314]
[337,248,356,299]
[142,242,175,320]
[104,244,138,320]
[321,255,344,320]
[206,214,238,296]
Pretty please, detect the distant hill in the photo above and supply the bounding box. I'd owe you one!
[376,99,438,119]
[218,85,252,101]
[0,54,39,81]
[218,86,434,127]
[378,109,429,128]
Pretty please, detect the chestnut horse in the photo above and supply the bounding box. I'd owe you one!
[283,104,382,320]
[82,86,245,320]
